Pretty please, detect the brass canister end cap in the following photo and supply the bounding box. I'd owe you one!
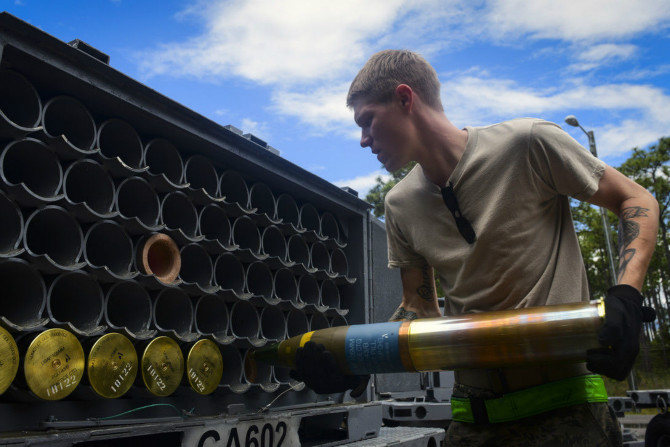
[0,326,19,395]
[186,339,223,395]
[24,328,85,400]
[88,333,138,399]
[141,336,184,397]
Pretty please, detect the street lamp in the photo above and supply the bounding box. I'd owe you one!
[564,115,618,287]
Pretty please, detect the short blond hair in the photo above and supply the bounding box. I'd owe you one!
[347,49,443,111]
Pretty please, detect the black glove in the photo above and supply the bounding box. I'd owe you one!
[289,341,370,397]
[586,285,656,381]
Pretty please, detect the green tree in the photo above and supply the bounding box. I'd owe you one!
[365,162,416,218]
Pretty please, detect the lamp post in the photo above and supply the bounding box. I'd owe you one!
[564,115,618,287]
[565,115,638,391]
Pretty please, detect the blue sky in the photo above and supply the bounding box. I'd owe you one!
[3,0,670,198]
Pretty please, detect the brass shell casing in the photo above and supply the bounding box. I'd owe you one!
[407,300,605,371]
[0,326,19,395]
[186,339,223,395]
[23,328,85,400]
[87,333,138,399]
[140,336,184,397]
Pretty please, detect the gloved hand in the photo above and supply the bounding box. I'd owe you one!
[289,341,370,397]
[586,285,656,381]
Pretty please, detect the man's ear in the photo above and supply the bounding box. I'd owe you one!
[395,84,413,109]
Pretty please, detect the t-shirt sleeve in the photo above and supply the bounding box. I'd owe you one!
[384,192,427,269]
[528,120,606,201]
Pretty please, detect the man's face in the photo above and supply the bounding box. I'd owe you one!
[353,99,413,172]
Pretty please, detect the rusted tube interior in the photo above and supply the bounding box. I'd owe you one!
[42,96,96,150]
[135,233,181,284]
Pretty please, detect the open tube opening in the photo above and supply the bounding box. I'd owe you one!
[199,204,231,244]
[194,294,229,338]
[184,155,219,197]
[105,281,152,334]
[230,300,260,339]
[286,309,309,338]
[179,243,213,287]
[213,252,246,294]
[276,194,300,228]
[0,68,41,129]
[1,138,62,199]
[97,119,143,169]
[161,191,198,237]
[154,288,193,336]
[42,96,96,150]
[63,160,115,214]
[116,177,161,227]
[144,139,184,185]
[24,206,83,266]
[48,271,103,331]
[232,216,261,253]
[84,221,134,275]
[0,259,45,326]
[274,268,298,303]
[246,261,274,301]
[260,305,286,341]
[249,183,276,220]
[298,275,320,307]
[0,192,23,255]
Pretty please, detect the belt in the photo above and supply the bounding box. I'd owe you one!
[454,363,590,394]
[451,374,608,424]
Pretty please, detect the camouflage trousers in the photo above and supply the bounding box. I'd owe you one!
[446,384,622,447]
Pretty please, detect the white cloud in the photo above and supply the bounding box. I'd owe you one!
[485,0,670,42]
[139,0,406,85]
[240,118,271,142]
[442,74,670,158]
[333,170,391,198]
[569,43,638,71]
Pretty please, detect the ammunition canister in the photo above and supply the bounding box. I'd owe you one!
[249,300,605,377]
[0,326,19,395]
[22,328,85,400]
[184,339,223,395]
[138,336,184,397]
[86,332,138,399]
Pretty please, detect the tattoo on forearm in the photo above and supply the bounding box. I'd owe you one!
[416,265,434,301]
[617,206,649,280]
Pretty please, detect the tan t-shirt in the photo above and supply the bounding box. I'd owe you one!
[385,118,606,316]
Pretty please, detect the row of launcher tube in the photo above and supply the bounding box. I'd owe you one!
[0,67,357,400]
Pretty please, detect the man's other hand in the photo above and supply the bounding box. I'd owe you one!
[289,341,369,397]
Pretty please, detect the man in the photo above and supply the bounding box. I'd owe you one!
[292,50,658,446]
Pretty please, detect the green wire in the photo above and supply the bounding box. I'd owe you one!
[98,403,184,420]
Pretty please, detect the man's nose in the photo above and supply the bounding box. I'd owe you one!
[360,133,371,148]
